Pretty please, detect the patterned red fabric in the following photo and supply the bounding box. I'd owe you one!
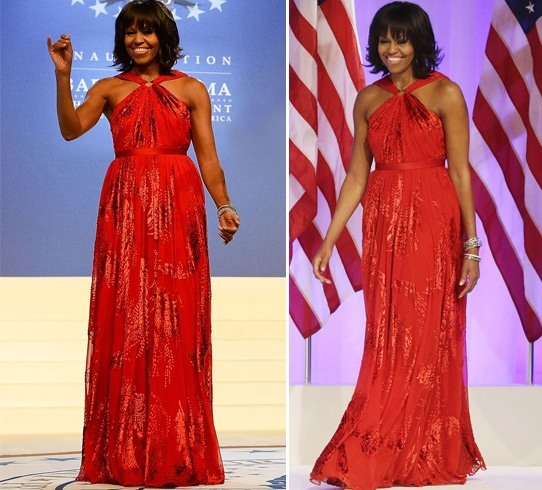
[76,70,224,487]
[310,72,485,489]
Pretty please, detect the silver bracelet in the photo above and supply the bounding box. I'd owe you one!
[464,253,481,262]
[464,236,482,251]
[217,204,237,218]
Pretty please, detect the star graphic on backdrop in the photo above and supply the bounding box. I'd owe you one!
[209,0,226,12]
[89,0,108,17]
[72,0,84,5]
[113,6,122,18]
[171,8,182,20]
[526,2,535,13]
[187,3,205,21]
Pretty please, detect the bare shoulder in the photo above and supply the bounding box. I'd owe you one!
[434,78,466,110]
[354,84,383,120]
[180,76,208,97]
[87,76,119,96]
[356,84,382,104]
[178,75,205,87]
[166,75,209,109]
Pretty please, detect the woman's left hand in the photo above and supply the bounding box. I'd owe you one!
[218,211,240,244]
[458,259,480,298]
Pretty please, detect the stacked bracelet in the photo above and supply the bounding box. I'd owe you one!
[217,203,237,218]
[464,253,481,262]
[464,236,482,251]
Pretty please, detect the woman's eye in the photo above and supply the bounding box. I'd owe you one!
[379,39,389,44]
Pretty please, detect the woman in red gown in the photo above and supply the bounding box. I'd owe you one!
[48,0,239,486]
[310,2,485,489]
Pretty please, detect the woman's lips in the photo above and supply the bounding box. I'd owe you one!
[131,47,150,55]
[386,56,402,64]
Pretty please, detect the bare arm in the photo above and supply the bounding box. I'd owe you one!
[47,34,107,140]
[186,78,240,243]
[440,81,479,297]
[313,89,373,283]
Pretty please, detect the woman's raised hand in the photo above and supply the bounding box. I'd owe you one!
[312,245,332,284]
[218,211,240,245]
[47,34,73,73]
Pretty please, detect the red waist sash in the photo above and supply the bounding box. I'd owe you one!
[375,158,445,171]
[115,147,186,158]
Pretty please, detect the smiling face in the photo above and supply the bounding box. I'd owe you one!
[377,28,415,77]
[124,23,160,68]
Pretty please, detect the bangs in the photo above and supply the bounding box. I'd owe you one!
[375,16,411,42]
[118,7,158,33]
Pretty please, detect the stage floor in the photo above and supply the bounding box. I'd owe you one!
[0,448,285,489]
[290,465,542,489]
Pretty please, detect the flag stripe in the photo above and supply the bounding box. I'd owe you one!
[289,276,321,338]
[289,66,318,134]
[289,0,316,55]
[317,61,354,169]
[526,27,542,95]
[290,140,316,192]
[289,0,365,337]
[477,62,542,232]
[290,239,332,324]
[485,26,542,187]
[289,173,305,211]
[316,10,358,135]
[470,0,542,342]
[470,168,542,342]
[472,93,542,279]
[316,151,338,211]
[289,141,316,242]
[320,0,365,90]
[289,105,317,170]
[492,1,535,81]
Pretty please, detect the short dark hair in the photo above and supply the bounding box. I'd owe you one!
[366,1,442,78]
[113,0,183,73]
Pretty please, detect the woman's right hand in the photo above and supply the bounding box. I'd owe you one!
[312,244,333,285]
[47,34,73,73]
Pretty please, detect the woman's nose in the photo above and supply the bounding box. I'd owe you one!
[387,41,398,53]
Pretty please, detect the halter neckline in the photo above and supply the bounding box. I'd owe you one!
[116,70,187,85]
[376,71,446,95]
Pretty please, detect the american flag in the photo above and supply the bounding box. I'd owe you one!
[470,0,542,342]
[289,0,365,338]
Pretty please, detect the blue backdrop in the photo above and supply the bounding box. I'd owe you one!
[0,0,285,277]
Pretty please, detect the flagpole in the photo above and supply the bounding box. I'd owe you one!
[305,337,312,384]
[527,342,534,386]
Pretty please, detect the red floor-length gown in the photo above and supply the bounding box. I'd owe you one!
[310,72,485,490]
[76,70,224,487]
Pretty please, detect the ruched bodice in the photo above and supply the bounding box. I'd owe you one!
[368,72,446,169]
[111,71,191,154]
